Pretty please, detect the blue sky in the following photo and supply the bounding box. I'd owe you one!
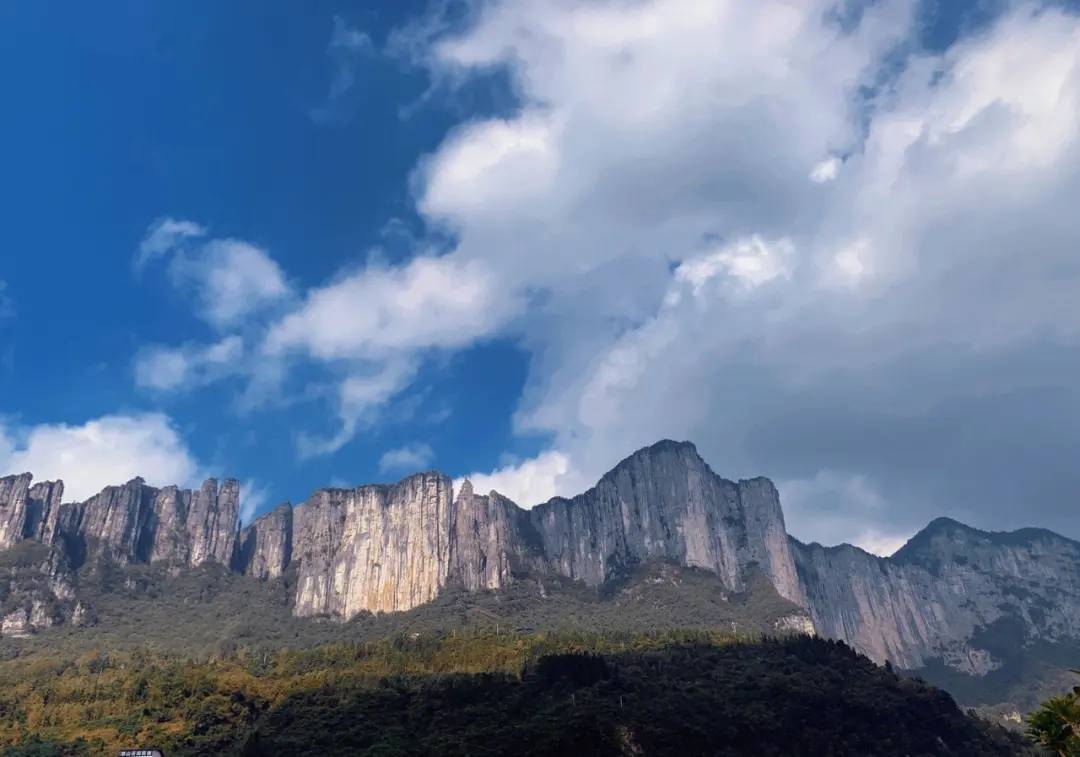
[3,0,1080,553]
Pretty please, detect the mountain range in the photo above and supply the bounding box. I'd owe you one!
[2,439,1078,715]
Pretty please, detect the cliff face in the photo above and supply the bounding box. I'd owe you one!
[0,474,64,550]
[525,441,805,606]
[2,439,1079,683]
[248,442,807,618]
[449,481,546,591]
[236,502,293,580]
[291,473,454,618]
[794,519,1080,672]
[0,473,240,571]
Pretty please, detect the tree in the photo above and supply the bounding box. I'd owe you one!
[1028,672,1080,756]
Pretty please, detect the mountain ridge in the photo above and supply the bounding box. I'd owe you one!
[2,438,1079,714]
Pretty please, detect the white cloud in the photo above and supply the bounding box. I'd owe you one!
[295,358,418,458]
[378,442,435,474]
[409,0,1080,543]
[0,413,201,502]
[239,479,270,524]
[809,156,841,183]
[135,217,206,271]
[169,239,292,329]
[458,450,571,508]
[311,15,377,123]
[266,255,511,360]
[674,236,794,293]
[127,1,1080,544]
[135,220,291,330]
[134,336,243,392]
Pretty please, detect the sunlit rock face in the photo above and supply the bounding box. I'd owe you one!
[291,473,455,618]
[48,477,240,568]
[3,440,1080,678]
[792,519,1080,670]
[0,474,64,550]
[287,441,809,617]
[526,441,806,606]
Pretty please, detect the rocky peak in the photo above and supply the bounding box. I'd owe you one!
[0,473,34,550]
[236,502,293,579]
[526,440,805,605]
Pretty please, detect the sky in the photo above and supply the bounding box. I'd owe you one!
[2,0,1079,555]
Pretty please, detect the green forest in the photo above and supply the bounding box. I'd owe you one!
[0,631,1034,756]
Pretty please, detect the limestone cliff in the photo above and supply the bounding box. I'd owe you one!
[2,439,1079,684]
[291,473,453,618]
[236,502,293,580]
[0,474,64,550]
[526,441,806,606]
[449,481,546,591]
[1,473,240,571]
[794,519,1080,672]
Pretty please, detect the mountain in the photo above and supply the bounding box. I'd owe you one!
[2,439,1078,714]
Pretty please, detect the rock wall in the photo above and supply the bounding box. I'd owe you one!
[526,441,806,605]
[793,519,1080,671]
[236,502,293,580]
[1,474,240,570]
[291,473,454,618]
[0,474,64,550]
[3,440,1080,676]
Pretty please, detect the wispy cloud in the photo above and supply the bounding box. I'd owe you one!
[310,15,376,124]
[378,442,435,474]
[134,217,206,272]
[0,280,14,320]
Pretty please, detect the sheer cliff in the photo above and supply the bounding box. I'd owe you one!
[2,440,1079,694]
[793,518,1080,672]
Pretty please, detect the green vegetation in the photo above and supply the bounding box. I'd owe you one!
[0,633,1030,756]
[1027,671,1080,756]
[1,559,801,661]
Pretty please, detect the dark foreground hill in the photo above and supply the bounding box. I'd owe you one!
[0,633,1030,756]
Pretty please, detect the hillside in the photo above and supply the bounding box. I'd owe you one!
[0,634,1031,756]
[1,557,805,660]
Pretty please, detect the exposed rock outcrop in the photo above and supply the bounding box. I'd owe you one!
[48,476,240,569]
[526,441,806,606]
[2,439,1079,683]
[236,502,293,579]
[449,481,546,591]
[291,473,453,617]
[793,518,1080,671]
[0,474,64,550]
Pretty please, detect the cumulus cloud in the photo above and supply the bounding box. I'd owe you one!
[168,239,292,330]
[406,0,1080,543]
[134,336,243,392]
[458,450,571,508]
[129,1,1080,546]
[0,413,201,502]
[136,220,292,330]
[809,156,842,183]
[295,357,419,458]
[378,442,435,474]
[266,255,512,360]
